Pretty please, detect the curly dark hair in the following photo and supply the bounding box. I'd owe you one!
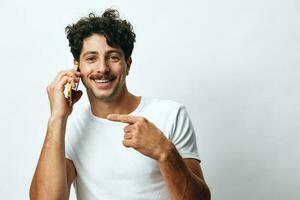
[65,9,136,61]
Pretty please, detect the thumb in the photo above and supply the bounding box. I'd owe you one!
[72,90,83,104]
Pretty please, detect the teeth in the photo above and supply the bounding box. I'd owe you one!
[95,79,110,83]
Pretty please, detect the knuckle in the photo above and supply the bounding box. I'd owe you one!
[131,131,137,138]
[134,124,140,131]
[132,138,138,147]
[123,140,130,147]
[64,77,71,83]
[57,70,64,76]
[140,117,147,122]
[46,85,53,92]
[126,133,133,139]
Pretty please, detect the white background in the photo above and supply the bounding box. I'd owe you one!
[0,0,299,199]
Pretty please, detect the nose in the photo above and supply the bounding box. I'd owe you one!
[95,58,110,74]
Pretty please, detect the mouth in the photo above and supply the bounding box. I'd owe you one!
[93,77,116,89]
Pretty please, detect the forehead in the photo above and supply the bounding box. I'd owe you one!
[81,33,123,56]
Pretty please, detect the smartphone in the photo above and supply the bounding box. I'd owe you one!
[67,62,80,104]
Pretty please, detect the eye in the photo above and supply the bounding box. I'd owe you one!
[86,56,96,62]
[107,54,121,62]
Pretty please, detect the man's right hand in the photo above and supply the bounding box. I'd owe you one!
[47,69,82,119]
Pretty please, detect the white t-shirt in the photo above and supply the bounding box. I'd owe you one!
[65,96,200,200]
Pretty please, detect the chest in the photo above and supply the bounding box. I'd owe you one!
[73,123,161,182]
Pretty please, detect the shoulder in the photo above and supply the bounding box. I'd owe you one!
[68,103,91,125]
[66,104,91,139]
[142,96,186,115]
[141,97,190,129]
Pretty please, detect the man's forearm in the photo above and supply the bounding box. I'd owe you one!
[158,142,210,200]
[30,116,69,199]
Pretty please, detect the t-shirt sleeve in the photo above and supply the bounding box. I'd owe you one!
[170,106,201,162]
[65,119,75,161]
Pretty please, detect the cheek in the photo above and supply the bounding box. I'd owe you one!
[78,71,91,85]
[112,66,127,77]
[79,66,92,77]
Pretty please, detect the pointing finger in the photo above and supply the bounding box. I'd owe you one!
[106,114,139,124]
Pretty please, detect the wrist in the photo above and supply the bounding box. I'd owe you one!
[49,114,68,124]
[157,139,176,163]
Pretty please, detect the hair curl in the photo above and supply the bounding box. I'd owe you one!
[65,9,136,61]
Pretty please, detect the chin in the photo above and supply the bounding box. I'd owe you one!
[91,86,123,102]
[92,92,115,101]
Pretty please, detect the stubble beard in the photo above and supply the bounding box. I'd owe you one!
[87,78,124,102]
[93,84,122,101]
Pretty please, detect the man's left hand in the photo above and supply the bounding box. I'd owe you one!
[107,114,173,162]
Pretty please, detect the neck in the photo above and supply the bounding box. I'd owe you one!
[88,86,141,119]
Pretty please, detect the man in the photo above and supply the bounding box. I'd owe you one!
[30,9,210,200]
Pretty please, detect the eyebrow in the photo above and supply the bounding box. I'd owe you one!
[82,51,98,57]
[107,50,122,55]
[82,50,122,57]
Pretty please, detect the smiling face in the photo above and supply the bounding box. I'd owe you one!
[78,33,131,102]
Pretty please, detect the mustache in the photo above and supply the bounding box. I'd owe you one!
[90,73,115,80]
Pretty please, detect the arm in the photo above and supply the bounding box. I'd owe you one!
[106,114,211,200]
[158,142,211,200]
[29,69,82,199]
[30,117,69,199]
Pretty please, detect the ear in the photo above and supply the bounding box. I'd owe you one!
[73,59,78,65]
[126,57,132,75]
[73,59,80,71]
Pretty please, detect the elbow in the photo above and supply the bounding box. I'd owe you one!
[201,182,211,200]
[184,180,211,200]
[29,181,42,200]
[192,175,211,200]
[29,179,37,199]
[204,186,211,200]
[29,173,41,199]
[29,180,69,200]
[194,180,211,200]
